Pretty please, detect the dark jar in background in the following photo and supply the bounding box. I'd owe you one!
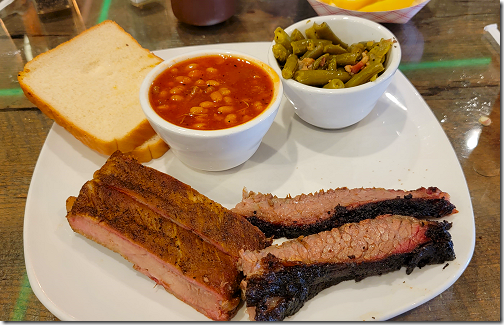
[170,0,236,26]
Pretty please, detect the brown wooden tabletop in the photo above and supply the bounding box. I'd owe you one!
[0,0,500,321]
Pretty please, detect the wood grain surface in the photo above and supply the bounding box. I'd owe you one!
[0,0,500,321]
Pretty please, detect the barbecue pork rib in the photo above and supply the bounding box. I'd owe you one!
[238,214,456,321]
[93,151,271,258]
[232,187,456,238]
[66,151,271,321]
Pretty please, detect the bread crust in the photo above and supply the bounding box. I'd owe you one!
[129,135,170,163]
[18,20,163,157]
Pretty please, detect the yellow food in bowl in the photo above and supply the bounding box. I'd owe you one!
[359,0,414,11]
[320,0,414,11]
[319,0,375,10]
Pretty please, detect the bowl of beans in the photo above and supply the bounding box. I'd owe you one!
[268,15,401,129]
[140,49,283,171]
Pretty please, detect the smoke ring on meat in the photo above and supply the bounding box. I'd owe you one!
[233,187,457,239]
[238,215,456,321]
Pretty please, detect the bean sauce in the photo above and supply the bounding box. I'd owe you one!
[149,54,274,130]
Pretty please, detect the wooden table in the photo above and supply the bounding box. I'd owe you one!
[0,0,500,321]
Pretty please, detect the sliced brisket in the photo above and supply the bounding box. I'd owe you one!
[232,187,457,238]
[238,214,456,321]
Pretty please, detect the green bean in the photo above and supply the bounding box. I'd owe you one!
[313,53,330,70]
[294,69,352,86]
[301,44,324,60]
[274,27,293,52]
[291,40,309,55]
[359,40,376,51]
[368,38,392,64]
[290,29,305,42]
[272,43,290,63]
[323,79,345,89]
[292,39,332,55]
[323,44,347,55]
[305,25,318,39]
[345,62,384,88]
[334,52,360,66]
[282,54,299,79]
[307,39,332,50]
[326,55,338,71]
[313,22,348,49]
[348,43,364,57]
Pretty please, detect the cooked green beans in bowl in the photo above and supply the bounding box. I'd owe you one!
[272,21,394,89]
[267,15,401,129]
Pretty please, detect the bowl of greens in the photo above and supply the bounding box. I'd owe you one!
[268,15,401,129]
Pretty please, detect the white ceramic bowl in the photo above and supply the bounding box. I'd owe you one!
[140,49,283,171]
[268,15,401,129]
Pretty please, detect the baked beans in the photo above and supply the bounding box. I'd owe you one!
[149,54,274,130]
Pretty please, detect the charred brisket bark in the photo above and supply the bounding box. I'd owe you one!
[233,187,456,238]
[247,195,455,238]
[239,215,455,321]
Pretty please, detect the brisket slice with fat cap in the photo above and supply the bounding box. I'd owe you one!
[232,187,457,238]
[93,151,272,259]
[238,214,455,321]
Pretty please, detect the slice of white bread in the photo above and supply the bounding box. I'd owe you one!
[129,134,170,163]
[18,20,165,158]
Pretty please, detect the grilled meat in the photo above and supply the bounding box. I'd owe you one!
[239,214,456,321]
[66,151,271,321]
[232,187,456,238]
[67,179,241,320]
[94,151,272,258]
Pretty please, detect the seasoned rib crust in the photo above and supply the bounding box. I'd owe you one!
[94,151,272,258]
[67,180,242,321]
[239,215,455,321]
[233,187,456,238]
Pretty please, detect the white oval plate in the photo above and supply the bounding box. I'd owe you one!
[23,42,474,321]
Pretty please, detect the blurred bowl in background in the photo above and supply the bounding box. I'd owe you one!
[306,0,431,24]
[268,15,401,129]
[171,0,236,26]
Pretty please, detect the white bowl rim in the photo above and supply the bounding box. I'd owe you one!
[140,49,283,138]
[269,15,402,94]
